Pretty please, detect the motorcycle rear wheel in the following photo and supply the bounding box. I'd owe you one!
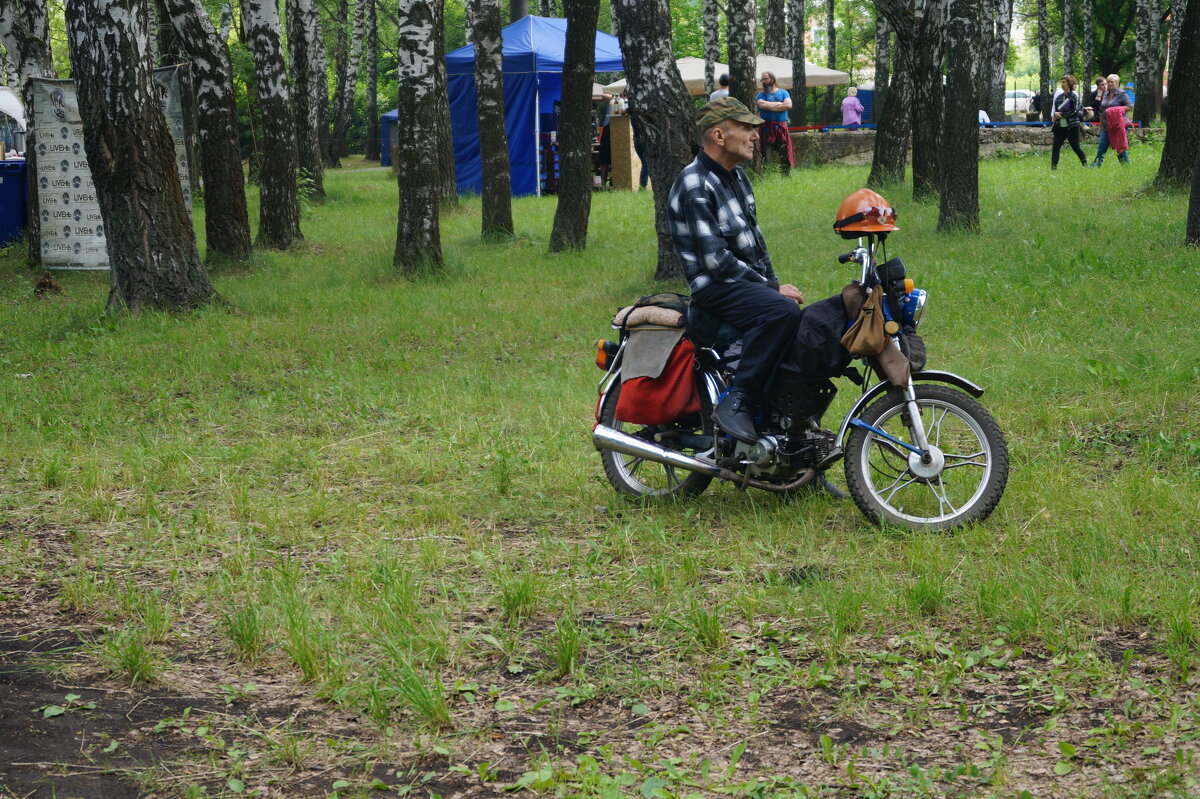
[845,385,1008,531]
[598,380,715,500]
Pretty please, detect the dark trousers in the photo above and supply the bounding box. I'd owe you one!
[1052,124,1087,168]
[693,280,802,396]
[760,140,791,175]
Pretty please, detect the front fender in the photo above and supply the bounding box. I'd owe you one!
[835,370,986,444]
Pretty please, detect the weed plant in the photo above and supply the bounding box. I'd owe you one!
[2,149,1199,792]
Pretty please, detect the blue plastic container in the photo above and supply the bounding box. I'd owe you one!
[0,159,27,247]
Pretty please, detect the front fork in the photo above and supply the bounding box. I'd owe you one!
[849,378,933,461]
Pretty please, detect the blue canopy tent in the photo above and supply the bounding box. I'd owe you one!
[441,16,622,196]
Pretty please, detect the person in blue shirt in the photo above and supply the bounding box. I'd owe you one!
[754,72,794,175]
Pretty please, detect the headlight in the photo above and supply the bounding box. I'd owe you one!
[899,289,927,328]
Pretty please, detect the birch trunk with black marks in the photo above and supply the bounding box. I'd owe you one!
[65,0,216,311]
[469,0,512,239]
[877,0,946,201]
[1167,0,1186,81]
[764,0,786,56]
[821,0,836,123]
[160,0,253,260]
[1155,0,1199,189]
[611,0,695,281]
[365,0,379,159]
[1133,0,1158,125]
[1063,0,1077,77]
[242,0,302,248]
[874,13,891,123]
[1189,150,1200,244]
[287,0,327,195]
[789,0,807,125]
[394,0,442,271]
[703,0,720,96]
[1084,0,1095,81]
[539,0,556,16]
[331,0,365,164]
[938,0,981,232]
[726,0,756,112]
[867,43,912,188]
[1,0,55,263]
[1038,0,1051,122]
[976,0,995,115]
[549,0,598,252]
[510,0,528,23]
[988,0,1013,119]
[434,0,457,207]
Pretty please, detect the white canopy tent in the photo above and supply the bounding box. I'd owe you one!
[0,87,26,131]
[602,55,849,96]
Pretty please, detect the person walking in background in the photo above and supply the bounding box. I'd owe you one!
[840,87,864,128]
[1087,75,1105,124]
[1090,75,1132,167]
[709,73,730,101]
[754,71,794,175]
[1051,75,1088,170]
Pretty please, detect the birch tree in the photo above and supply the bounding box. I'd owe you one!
[242,0,303,248]
[764,0,787,56]
[1154,0,1198,189]
[469,0,512,239]
[703,0,720,96]
[510,0,528,22]
[788,0,807,125]
[433,1,457,207]
[1038,0,1051,122]
[65,0,216,311]
[539,0,557,15]
[394,0,443,271]
[330,0,365,165]
[160,0,253,260]
[1064,0,1077,77]
[726,0,756,111]
[287,0,327,196]
[549,0,598,252]
[984,0,1013,120]
[938,0,982,232]
[874,14,891,123]
[867,42,912,187]
[876,0,947,201]
[1133,0,1159,124]
[1189,151,1200,244]
[821,0,836,123]
[1084,0,1095,83]
[365,0,379,160]
[611,0,695,281]
[1167,0,1186,81]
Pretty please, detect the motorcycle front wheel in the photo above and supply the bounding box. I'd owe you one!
[598,379,715,500]
[845,385,1008,531]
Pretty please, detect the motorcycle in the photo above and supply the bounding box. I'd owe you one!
[590,210,1009,533]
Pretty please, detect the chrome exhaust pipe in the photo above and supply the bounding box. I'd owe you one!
[592,424,723,478]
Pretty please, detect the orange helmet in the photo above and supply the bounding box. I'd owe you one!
[833,189,899,238]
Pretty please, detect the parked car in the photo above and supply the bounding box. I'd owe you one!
[1004,90,1035,114]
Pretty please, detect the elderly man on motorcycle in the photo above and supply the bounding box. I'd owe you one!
[666,96,804,443]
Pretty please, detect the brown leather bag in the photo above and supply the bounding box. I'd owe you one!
[840,286,887,356]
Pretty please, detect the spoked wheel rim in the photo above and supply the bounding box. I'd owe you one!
[609,419,715,497]
[856,397,995,526]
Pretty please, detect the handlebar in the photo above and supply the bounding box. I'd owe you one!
[838,252,856,264]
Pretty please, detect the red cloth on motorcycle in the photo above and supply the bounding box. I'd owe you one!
[615,338,702,426]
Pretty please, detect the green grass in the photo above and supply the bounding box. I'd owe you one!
[2,148,1199,794]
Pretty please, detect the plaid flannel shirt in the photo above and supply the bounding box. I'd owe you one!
[667,152,778,295]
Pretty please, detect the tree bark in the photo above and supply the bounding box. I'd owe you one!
[287,0,327,195]
[1189,150,1200,245]
[1154,0,1199,189]
[878,0,946,202]
[365,0,380,160]
[1038,0,1051,122]
[821,0,836,123]
[242,0,302,248]
[611,0,695,282]
[764,0,787,56]
[394,0,443,271]
[538,0,557,15]
[938,0,981,232]
[1133,0,1158,125]
[160,0,253,261]
[65,0,216,311]
[434,0,458,207]
[510,0,528,23]
[1167,0,1186,81]
[788,0,807,125]
[1064,0,1078,76]
[330,0,365,164]
[470,0,513,239]
[867,44,912,188]
[549,0,598,252]
[703,0,720,96]
[726,0,756,112]
[991,0,1013,119]
[1084,0,1095,83]
[874,12,891,123]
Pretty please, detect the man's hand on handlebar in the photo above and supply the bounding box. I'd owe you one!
[779,283,804,304]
